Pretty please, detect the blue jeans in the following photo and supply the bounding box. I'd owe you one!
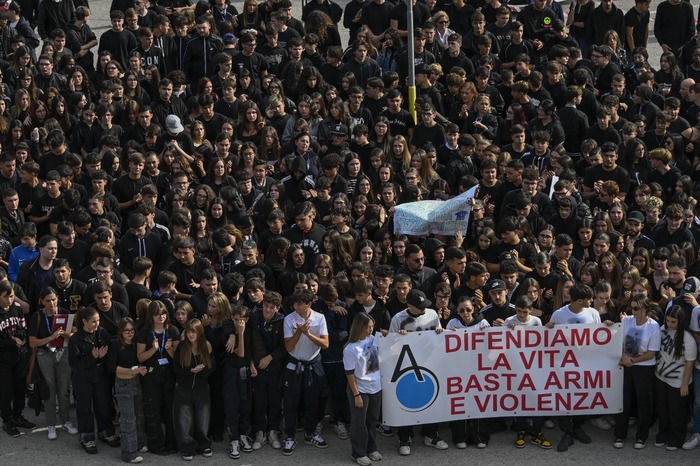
[115,377,146,461]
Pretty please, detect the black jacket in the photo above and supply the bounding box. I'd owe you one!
[0,302,27,367]
[250,310,286,370]
[68,326,111,373]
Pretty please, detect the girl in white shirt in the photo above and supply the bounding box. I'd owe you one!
[654,306,696,450]
[343,313,383,466]
[613,295,661,450]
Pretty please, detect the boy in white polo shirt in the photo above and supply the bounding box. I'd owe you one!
[281,289,329,456]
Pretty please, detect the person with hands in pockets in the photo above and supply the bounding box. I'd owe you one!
[281,289,330,456]
[389,289,447,456]
[613,294,661,450]
[547,283,601,452]
[344,313,386,466]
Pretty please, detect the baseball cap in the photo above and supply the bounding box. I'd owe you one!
[407,289,432,310]
[681,277,700,296]
[330,124,348,136]
[627,211,645,223]
[488,279,507,293]
[165,115,184,134]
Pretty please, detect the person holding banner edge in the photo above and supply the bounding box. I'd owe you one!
[388,289,446,456]
[546,283,601,452]
[613,295,661,450]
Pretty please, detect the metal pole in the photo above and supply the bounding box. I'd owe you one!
[406,0,416,123]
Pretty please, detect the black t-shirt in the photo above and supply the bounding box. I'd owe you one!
[378,108,415,139]
[583,164,630,194]
[136,326,180,371]
[624,8,650,53]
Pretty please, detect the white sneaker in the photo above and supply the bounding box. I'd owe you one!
[368,451,382,461]
[334,422,349,440]
[424,436,448,450]
[229,440,240,459]
[62,421,78,435]
[683,433,700,450]
[590,417,612,430]
[268,430,282,449]
[353,456,372,466]
[47,426,57,440]
[399,442,411,456]
[543,419,555,429]
[253,431,266,450]
[129,457,143,463]
[455,442,467,449]
[239,435,253,453]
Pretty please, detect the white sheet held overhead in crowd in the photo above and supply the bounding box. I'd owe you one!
[393,188,474,236]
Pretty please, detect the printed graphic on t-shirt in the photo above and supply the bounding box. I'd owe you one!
[624,330,640,357]
[364,340,379,374]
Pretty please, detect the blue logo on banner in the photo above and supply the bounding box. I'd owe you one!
[391,345,439,412]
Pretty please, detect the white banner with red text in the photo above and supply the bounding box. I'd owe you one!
[378,324,624,425]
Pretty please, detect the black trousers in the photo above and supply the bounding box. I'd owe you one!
[142,370,176,452]
[614,365,655,441]
[320,361,350,424]
[655,377,689,448]
[0,361,27,423]
[173,384,211,456]
[252,366,283,432]
[283,365,325,438]
[208,365,225,439]
[72,367,111,441]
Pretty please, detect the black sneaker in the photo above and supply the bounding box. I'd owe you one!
[304,433,328,448]
[81,440,98,454]
[282,438,296,456]
[11,416,36,429]
[557,434,574,452]
[3,422,20,437]
[99,434,121,447]
[572,428,592,444]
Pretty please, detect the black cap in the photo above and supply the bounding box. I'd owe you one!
[407,289,432,310]
[488,279,507,293]
[627,211,645,223]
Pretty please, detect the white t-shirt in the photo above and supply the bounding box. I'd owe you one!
[621,315,661,366]
[689,306,700,370]
[283,310,328,361]
[343,334,381,394]
[550,305,602,325]
[656,326,698,388]
[389,308,441,333]
[446,317,490,330]
[504,315,543,327]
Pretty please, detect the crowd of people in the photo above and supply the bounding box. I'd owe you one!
[0,0,700,463]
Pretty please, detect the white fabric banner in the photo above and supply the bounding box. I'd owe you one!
[378,324,624,425]
[392,190,473,236]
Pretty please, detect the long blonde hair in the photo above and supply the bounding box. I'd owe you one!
[179,319,212,368]
[347,312,374,345]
